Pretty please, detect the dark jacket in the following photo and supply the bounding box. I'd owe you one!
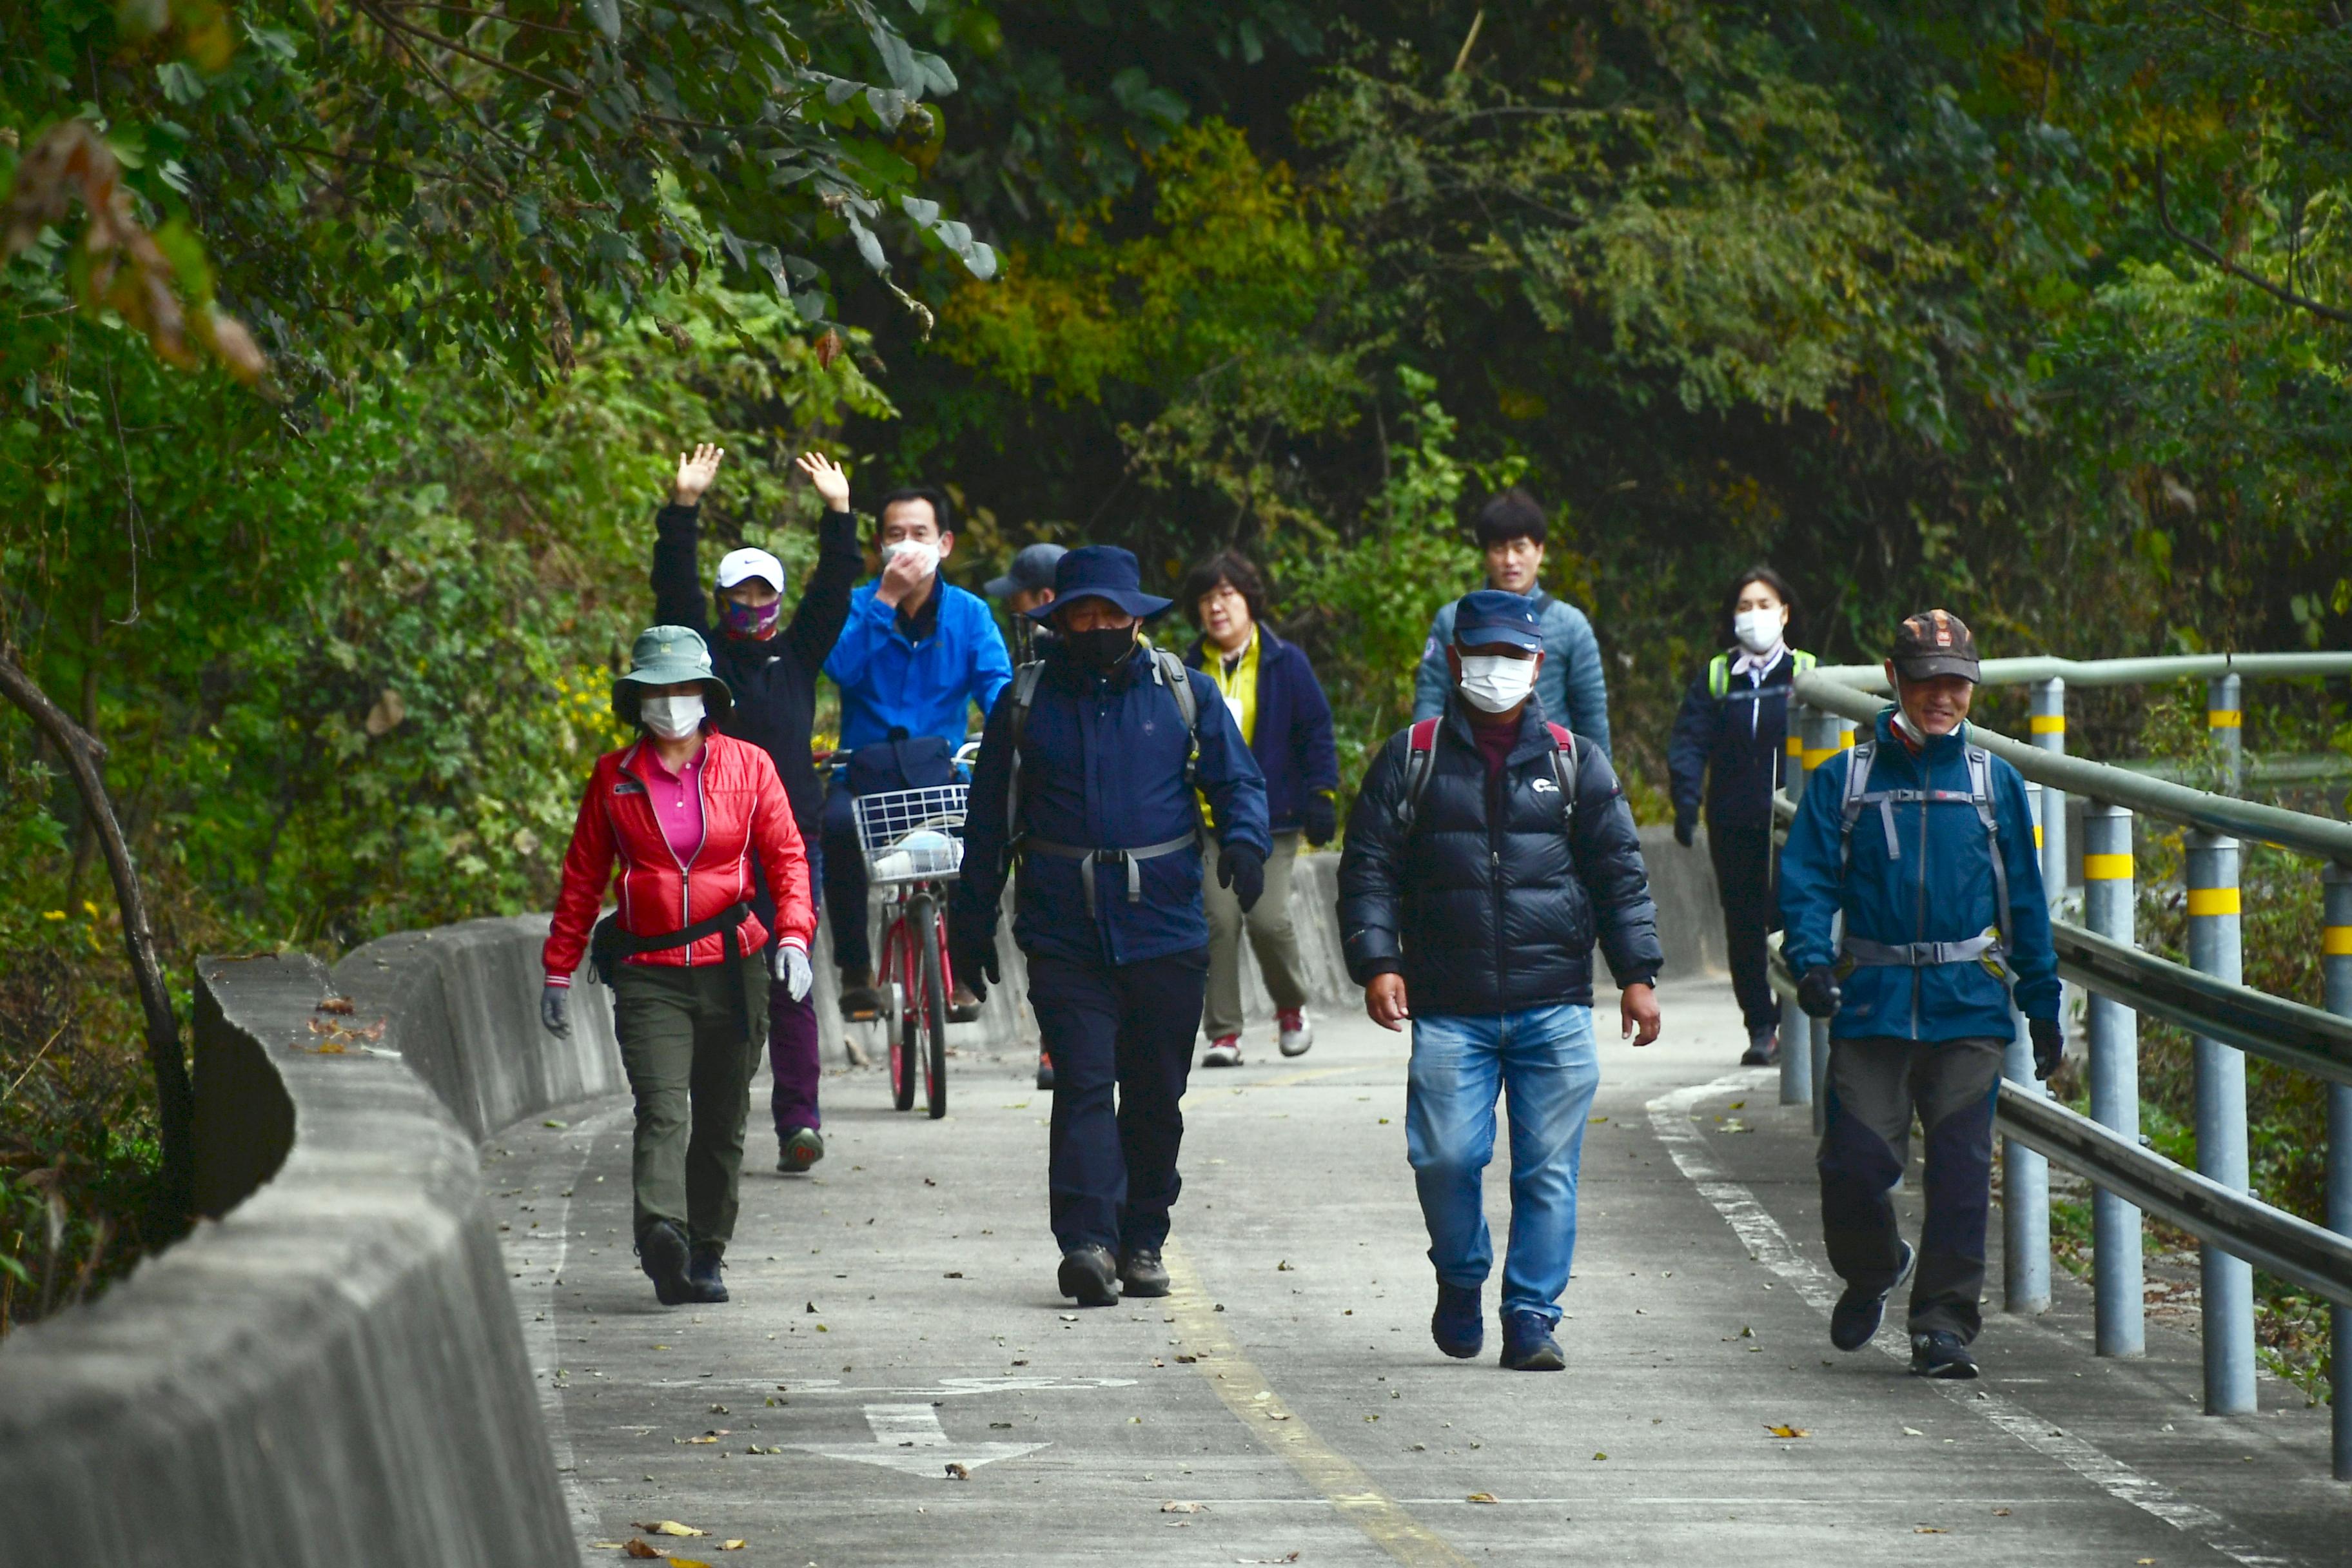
[652,502,860,837]
[1666,647,1808,831]
[954,642,1271,968]
[1338,700,1661,1014]
[1182,627,1340,833]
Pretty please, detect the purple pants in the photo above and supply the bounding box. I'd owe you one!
[769,980,822,1136]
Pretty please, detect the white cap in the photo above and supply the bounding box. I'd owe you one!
[715,547,785,592]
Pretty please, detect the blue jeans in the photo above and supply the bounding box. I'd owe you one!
[1406,1004,1601,1324]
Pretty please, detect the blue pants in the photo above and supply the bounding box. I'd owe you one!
[1407,1004,1601,1324]
[1028,948,1208,1254]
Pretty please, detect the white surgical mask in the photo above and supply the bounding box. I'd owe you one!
[1457,655,1537,714]
[883,538,941,578]
[640,693,706,740]
[1733,607,1785,656]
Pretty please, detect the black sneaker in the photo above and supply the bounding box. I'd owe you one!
[1499,1308,1565,1372]
[638,1219,692,1306]
[1829,1241,1914,1352]
[1036,1052,1057,1091]
[1431,1282,1482,1359]
[1118,1248,1170,1298]
[1740,1026,1779,1067]
[1057,1244,1119,1308]
[1910,1330,1979,1380]
[685,1246,729,1304]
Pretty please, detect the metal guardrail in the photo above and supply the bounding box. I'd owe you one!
[1810,651,2352,692]
[2052,923,2352,1086]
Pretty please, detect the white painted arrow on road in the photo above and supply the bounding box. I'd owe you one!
[786,1404,1049,1476]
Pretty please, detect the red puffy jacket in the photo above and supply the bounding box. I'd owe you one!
[543,733,813,982]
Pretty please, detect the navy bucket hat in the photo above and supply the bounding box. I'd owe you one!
[1028,544,1174,621]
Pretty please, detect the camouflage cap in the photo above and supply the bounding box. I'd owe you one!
[1892,607,1979,682]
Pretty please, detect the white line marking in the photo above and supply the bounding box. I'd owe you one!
[1646,1072,2293,1568]
[784,1402,1050,1475]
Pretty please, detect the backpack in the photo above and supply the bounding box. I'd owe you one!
[1835,733,2013,961]
[1395,716,1577,838]
[1706,647,1816,700]
[1002,645,1201,843]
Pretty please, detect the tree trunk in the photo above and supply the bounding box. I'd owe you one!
[0,644,194,1222]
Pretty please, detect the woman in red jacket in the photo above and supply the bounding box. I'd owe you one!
[540,625,815,1307]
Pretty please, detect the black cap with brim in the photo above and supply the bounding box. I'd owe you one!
[1892,652,1981,683]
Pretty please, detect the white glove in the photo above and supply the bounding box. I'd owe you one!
[774,941,813,1003]
[540,981,571,1038]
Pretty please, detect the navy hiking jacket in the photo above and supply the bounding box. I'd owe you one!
[1182,628,1340,834]
[1338,701,1661,1015]
[955,642,1271,967]
[1779,709,2060,1042]
[1666,647,1812,832]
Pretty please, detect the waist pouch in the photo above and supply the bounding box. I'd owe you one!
[848,734,954,794]
[589,900,753,986]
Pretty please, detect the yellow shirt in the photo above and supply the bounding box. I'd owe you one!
[1199,629,1259,827]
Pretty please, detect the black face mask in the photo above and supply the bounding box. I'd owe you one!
[1064,625,1137,672]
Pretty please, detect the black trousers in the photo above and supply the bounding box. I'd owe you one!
[1027,948,1208,1254]
[821,774,869,973]
[1709,823,1779,1033]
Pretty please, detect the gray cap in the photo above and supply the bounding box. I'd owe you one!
[985,542,1068,600]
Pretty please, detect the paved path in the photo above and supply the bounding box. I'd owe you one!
[487,977,2344,1567]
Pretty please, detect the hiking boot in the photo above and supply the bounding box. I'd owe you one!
[776,1126,825,1175]
[1740,1025,1779,1066]
[1830,1241,1914,1352]
[1036,1052,1057,1091]
[684,1246,729,1304]
[1277,1008,1314,1058]
[838,965,881,1021]
[1910,1330,1979,1380]
[1118,1248,1171,1298]
[1431,1282,1483,1359]
[1057,1244,1119,1308]
[1203,1034,1243,1068]
[1499,1308,1565,1371]
[638,1219,692,1307]
[948,982,984,1023]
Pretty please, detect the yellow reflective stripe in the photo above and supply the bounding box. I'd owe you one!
[1786,736,1803,755]
[1840,730,1856,749]
[2032,825,2044,848]
[1801,747,1840,769]
[2029,714,2065,735]
[2324,926,2352,957]
[2083,853,2133,881]
[2187,887,2241,917]
[2208,709,2242,728]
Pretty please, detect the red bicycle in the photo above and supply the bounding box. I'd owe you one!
[852,773,971,1119]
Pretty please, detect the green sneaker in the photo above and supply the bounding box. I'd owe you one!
[777,1127,825,1175]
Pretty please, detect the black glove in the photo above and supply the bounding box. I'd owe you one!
[2030,1016,2064,1081]
[1796,965,1841,1020]
[948,920,1000,1003]
[1301,792,1338,848]
[1673,810,1697,849]
[1217,843,1266,913]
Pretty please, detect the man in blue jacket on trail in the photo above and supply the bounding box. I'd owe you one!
[1780,608,2061,1380]
[1413,489,1612,755]
[821,487,1014,1015]
[949,547,1270,1309]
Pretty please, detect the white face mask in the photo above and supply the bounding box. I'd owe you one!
[1457,655,1538,714]
[640,692,706,740]
[1733,607,1785,656]
[883,538,941,578]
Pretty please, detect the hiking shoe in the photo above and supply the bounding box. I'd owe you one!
[1057,1245,1119,1308]
[1036,1051,1057,1091]
[1910,1330,1979,1380]
[948,982,983,1023]
[1118,1248,1171,1298]
[1499,1308,1565,1371]
[1431,1282,1483,1359]
[1740,1026,1779,1066]
[777,1126,825,1175]
[1829,1241,1914,1352]
[685,1246,729,1304]
[1203,1035,1243,1068]
[1277,1008,1314,1058]
[638,1219,692,1307]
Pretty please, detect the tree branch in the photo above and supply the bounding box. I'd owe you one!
[2151,152,2352,326]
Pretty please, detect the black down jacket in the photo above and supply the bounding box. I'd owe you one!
[1338,701,1663,1014]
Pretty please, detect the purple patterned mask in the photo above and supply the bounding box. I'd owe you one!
[722,598,781,638]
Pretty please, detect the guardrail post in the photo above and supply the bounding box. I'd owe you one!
[2207,673,2242,793]
[1778,703,1813,1108]
[2084,803,2144,1357]
[1800,707,1848,1135]
[2029,678,2070,897]
[2188,828,2255,1415]
[2324,863,2352,1478]
[2004,779,2052,1315]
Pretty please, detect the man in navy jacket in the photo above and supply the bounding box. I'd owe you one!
[950,547,1271,1309]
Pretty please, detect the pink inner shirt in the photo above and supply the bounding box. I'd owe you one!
[639,743,707,868]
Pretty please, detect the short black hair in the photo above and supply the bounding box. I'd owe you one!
[1179,550,1269,629]
[875,486,955,537]
[1473,488,1547,548]
[1727,564,1798,632]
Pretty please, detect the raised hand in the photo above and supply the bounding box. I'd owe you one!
[674,442,725,505]
[796,450,851,513]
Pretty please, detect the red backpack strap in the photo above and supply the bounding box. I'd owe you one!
[1398,719,1442,834]
[1409,718,1440,754]
[1543,723,1578,826]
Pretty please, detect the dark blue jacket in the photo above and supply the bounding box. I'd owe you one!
[1338,701,1661,1014]
[1182,629,1340,833]
[1665,648,1808,832]
[1779,710,2060,1041]
[824,580,1015,750]
[954,643,1271,967]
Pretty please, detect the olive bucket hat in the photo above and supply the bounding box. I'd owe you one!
[611,624,734,726]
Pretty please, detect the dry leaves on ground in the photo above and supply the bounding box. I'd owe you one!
[1162,1500,1207,1513]
[1765,1424,1810,1438]
[945,1462,969,1480]
[634,1521,706,1537]
[1467,1492,1498,1504]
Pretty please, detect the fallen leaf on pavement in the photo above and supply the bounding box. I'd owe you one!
[943,1271,963,1279]
[945,1463,969,1480]
[1592,1451,1607,1461]
[1162,1501,1207,1514]
[1914,1526,1946,1534]
[1765,1425,1810,1439]
[745,1445,784,1455]
[318,995,355,1014]
[1467,1492,1498,1504]
[1993,1509,2012,1517]
[623,1542,661,1560]
[1175,1353,1198,1364]
[1237,1556,1300,1564]
[636,1522,706,1538]
[1901,1426,1925,1437]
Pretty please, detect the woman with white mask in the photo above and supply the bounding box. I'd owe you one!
[1666,567,1815,1066]
[540,625,815,1309]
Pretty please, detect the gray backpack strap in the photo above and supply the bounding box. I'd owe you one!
[1004,660,1048,843]
[1967,743,2012,954]
[1836,739,1877,873]
[1148,647,1202,790]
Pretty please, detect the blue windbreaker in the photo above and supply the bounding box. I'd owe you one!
[824,580,1014,750]
[1779,710,2059,1041]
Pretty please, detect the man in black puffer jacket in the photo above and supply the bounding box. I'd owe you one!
[1340,590,1663,1373]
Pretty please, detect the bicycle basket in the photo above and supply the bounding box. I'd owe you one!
[852,784,968,885]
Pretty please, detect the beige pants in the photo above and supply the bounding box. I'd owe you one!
[1200,828,1308,1040]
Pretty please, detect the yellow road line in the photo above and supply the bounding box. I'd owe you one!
[1162,1242,1473,1568]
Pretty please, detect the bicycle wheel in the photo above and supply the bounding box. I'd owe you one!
[914,892,949,1120]
[885,922,917,1113]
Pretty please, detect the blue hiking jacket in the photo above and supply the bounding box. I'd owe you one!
[953,643,1271,967]
[1413,591,1612,755]
[824,580,1014,750]
[1779,710,2060,1041]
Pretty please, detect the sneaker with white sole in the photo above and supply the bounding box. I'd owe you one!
[1277,1008,1313,1057]
[1202,1035,1243,1068]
